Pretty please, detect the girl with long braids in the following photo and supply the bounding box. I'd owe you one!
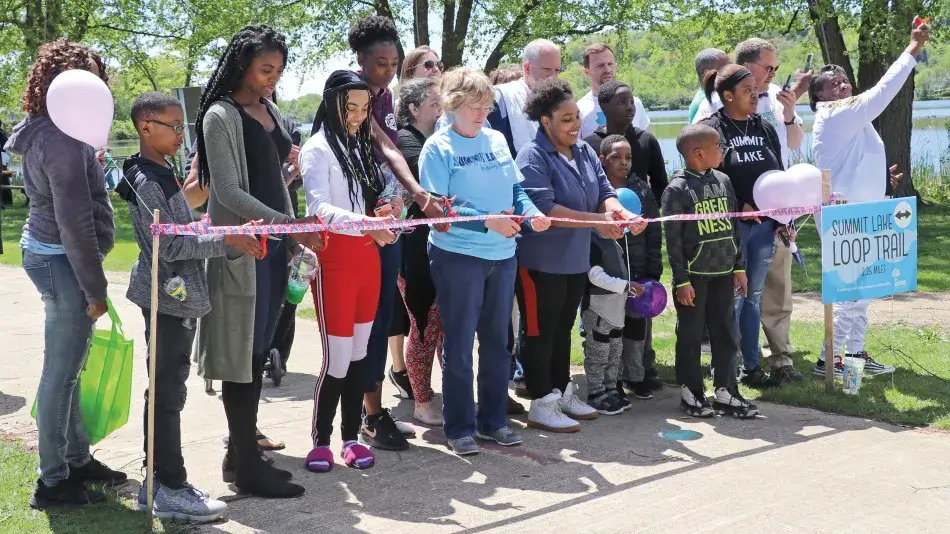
[300,70,397,472]
[194,24,321,499]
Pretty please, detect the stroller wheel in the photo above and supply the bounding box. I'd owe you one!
[270,348,282,386]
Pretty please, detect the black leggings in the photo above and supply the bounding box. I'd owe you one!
[516,269,587,400]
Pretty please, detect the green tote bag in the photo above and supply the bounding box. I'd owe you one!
[32,299,134,445]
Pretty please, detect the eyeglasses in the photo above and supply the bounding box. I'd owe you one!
[540,65,567,75]
[149,120,185,135]
[752,62,780,74]
[464,102,495,115]
[423,60,444,71]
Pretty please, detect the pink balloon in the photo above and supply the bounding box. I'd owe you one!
[752,164,822,224]
[46,69,114,148]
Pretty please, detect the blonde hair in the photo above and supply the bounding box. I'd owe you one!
[440,67,493,116]
[401,45,435,81]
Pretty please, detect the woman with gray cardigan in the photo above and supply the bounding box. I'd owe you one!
[193,25,322,499]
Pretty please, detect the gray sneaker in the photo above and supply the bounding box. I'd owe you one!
[447,436,479,456]
[475,426,523,446]
[138,481,227,523]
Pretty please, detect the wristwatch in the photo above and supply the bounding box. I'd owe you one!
[784,119,796,125]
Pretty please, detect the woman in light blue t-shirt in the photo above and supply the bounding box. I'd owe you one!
[419,67,550,457]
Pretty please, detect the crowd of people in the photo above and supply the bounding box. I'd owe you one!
[4,14,929,523]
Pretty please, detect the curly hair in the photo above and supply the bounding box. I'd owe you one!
[193,24,288,188]
[396,77,437,127]
[597,80,628,107]
[23,39,109,116]
[523,77,573,121]
[348,16,399,55]
[599,133,629,157]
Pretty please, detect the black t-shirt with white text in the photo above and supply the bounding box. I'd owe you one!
[702,111,782,211]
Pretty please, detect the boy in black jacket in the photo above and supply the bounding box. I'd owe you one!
[662,125,759,419]
[117,92,264,521]
[597,135,664,399]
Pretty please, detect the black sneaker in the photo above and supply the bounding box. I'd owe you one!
[629,381,654,399]
[713,386,760,419]
[774,364,804,383]
[644,368,664,390]
[361,410,410,451]
[587,393,624,416]
[680,386,714,418]
[29,477,105,510]
[850,351,895,375]
[609,390,632,412]
[739,367,781,388]
[70,457,128,486]
[813,357,844,379]
[387,366,414,400]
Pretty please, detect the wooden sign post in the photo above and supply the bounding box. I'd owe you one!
[146,209,160,530]
[820,170,835,394]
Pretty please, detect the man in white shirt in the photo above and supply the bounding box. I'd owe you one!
[809,23,929,377]
[694,38,811,383]
[486,38,561,157]
[577,43,650,139]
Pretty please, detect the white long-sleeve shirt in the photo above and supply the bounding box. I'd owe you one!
[578,90,650,139]
[300,128,369,236]
[587,265,628,328]
[693,84,802,167]
[812,52,917,203]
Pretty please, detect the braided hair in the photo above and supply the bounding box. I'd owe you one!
[315,70,383,214]
[194,24,288,188]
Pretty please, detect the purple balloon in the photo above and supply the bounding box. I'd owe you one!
[626,279,667,318]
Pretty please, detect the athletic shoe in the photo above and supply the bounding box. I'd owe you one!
[628,381,654,400]
[528,390,580,433]
[680,385,714,418]
[813,357,844,379]
[558,382,598,420]
[644,368,664,390]
[389,410,417,438]
[387,366,414,400]
[713,386,760,419]
[587,393,624,415]
[70,457,128,486]
[739,367,781,388]
[341,441,375,469]
[413,402,443,426]
[475,426,523,446]
[851,351,895,375]
[507,395,526,415]
[774,364,804,383]
[514,382,530,399]
[138,481,226,523]
[29,477,104,510]
[448,436,479,456]
[611,391,633,412]
[304,446,334,473]
[361,410,410,451]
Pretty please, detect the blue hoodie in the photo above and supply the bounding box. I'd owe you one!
[516,130,616,274]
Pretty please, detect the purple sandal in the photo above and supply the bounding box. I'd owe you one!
[305,445,334,473]
[341,441,375,469]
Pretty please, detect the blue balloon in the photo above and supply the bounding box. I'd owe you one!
[615,187,641,215]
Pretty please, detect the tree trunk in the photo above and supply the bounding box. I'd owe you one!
[858,0,920,200]
[373,0,405,62]
[412,0,429,47]
[482,0,541,73]
[807,0,857,87]
[440,0,473,68]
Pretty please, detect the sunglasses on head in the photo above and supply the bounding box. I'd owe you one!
[423,60,444,71]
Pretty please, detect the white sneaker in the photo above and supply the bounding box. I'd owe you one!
[413,402,443,426]
[558,382,598,421]
[527,390,580,433]
[138,481,226,524]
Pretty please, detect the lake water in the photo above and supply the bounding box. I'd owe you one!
[649,99,950,173]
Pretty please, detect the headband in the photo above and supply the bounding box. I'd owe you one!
[716,67,754,96]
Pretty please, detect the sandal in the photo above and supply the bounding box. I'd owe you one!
[305,446,334,473]
[257,432,285,451]
[341,441,375,470]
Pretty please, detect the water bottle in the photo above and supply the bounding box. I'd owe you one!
[286,251,318,305]
[164,274,187,302]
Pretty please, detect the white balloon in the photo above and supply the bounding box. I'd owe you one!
[46,69,114,148]
[753,164,823,224]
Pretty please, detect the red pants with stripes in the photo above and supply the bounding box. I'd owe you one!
[397,275,443,403]
[309,234,380,445]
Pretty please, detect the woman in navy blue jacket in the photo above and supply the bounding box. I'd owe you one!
[515,78,645,433]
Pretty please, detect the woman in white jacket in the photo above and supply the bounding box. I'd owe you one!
[808,22,929,378]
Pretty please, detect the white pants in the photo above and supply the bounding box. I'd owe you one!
[819,300,870,361]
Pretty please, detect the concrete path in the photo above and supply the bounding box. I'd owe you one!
[1,265,949,533]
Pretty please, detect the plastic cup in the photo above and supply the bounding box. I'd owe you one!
[286,252,318,305]
[842,356,865,395]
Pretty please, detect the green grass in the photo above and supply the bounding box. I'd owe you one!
[570,313,950,429]
[1,191,140,271]
[0,440,177,533]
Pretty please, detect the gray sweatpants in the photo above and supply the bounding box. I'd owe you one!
[621,317,653,382]
[581,309,623,398]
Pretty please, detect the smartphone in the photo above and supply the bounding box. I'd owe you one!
[782,74,793,91]
[804,53,814,72]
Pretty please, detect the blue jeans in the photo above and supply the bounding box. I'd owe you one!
[364,241,401,392]
[22,251,95,486]
[429,245,516,440]
[736,220,777,371]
